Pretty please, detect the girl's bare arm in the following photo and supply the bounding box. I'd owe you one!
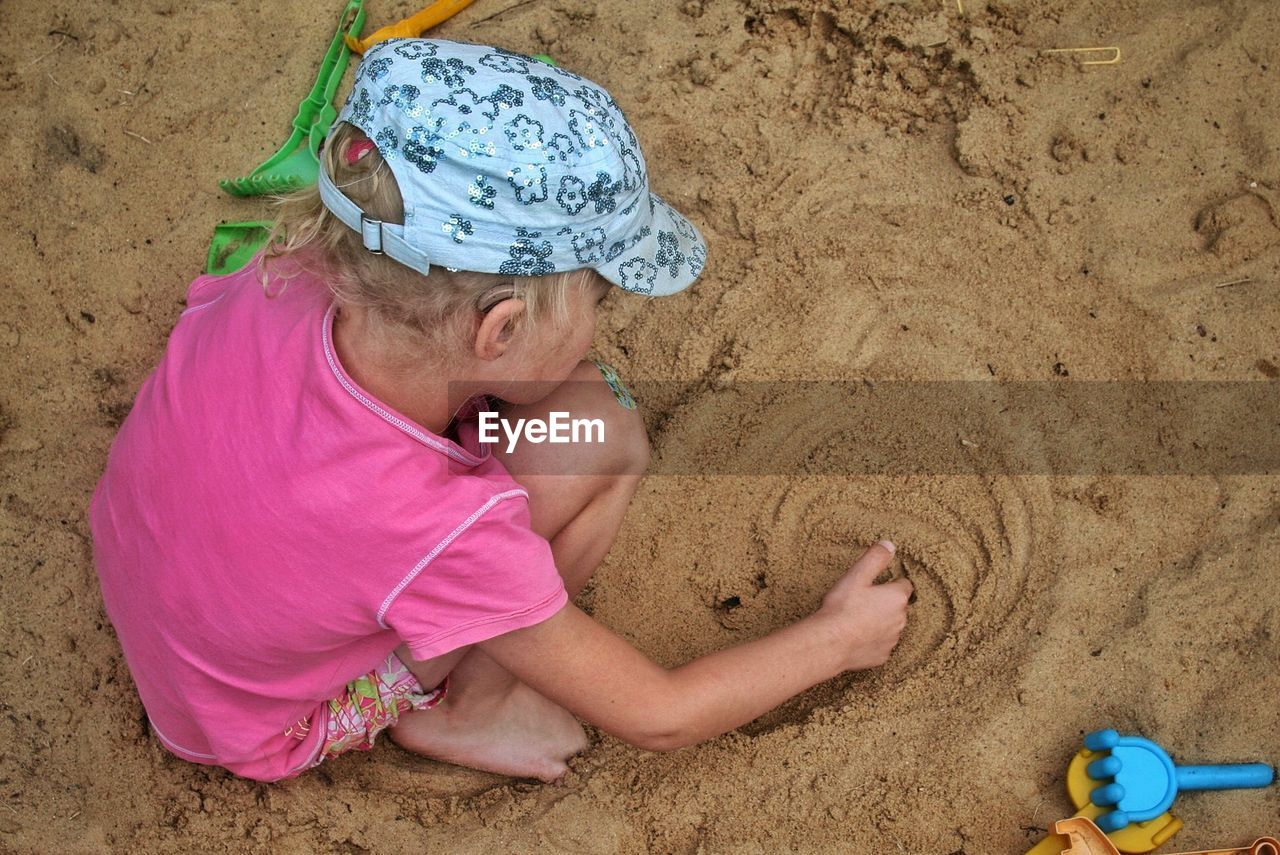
[479,542,911,751]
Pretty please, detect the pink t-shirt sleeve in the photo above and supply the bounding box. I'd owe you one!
[380,491,568,661]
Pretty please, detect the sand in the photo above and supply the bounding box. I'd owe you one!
[2,0,1278,851]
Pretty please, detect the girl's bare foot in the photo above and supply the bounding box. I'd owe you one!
[389,652,587,782]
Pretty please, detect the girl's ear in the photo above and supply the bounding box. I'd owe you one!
[474,298,527,361]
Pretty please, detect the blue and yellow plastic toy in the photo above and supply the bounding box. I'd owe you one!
[1027,729,1276,855]
[1081,729,1274,833]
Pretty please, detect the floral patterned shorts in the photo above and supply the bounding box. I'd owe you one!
[286,652,448,766]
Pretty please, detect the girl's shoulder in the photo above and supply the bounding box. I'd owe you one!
[183,271,234,312]
[177,256,327,325]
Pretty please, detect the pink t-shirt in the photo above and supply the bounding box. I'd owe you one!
[89,261,568,781]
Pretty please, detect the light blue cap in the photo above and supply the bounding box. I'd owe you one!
[319,39,707,296]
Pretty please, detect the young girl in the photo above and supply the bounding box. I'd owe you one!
[89,39,912,783]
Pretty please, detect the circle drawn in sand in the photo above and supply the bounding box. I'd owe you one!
[740,474,1036,734]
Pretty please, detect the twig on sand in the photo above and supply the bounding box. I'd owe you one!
[1043,46,1122,66]
[1215,276,1253,289]
[470,0,542,27]
[22,36,68,70]
[955,0,965,14]
[1,802,18,814]
[123,129,154,145]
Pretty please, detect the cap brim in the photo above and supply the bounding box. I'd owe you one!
[596,193,707,297]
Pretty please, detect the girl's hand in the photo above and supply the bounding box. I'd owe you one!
[482,540,914,751]
[813,541,913,671]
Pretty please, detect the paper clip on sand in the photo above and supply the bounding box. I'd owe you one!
[1043,46,1122,66]
[1051,817,1278,855]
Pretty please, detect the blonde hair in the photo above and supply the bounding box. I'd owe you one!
[258,122,594,360]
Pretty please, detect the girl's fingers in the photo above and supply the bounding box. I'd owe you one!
[887,576,914,597]
[847,540,897,585]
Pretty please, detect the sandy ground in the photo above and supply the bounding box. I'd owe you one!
[3,0,1279,851]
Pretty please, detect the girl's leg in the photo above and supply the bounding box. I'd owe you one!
[497,359,650,596]
[389,362,648,780]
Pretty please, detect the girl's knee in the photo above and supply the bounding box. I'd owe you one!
[566,361,649,477]
[498,361,649,478]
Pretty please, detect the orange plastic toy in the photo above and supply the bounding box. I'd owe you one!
[344,0,474,54]
[1050,817,1278,855]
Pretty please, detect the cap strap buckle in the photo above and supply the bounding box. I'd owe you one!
[360,214,385,254]
[317,167,432,275]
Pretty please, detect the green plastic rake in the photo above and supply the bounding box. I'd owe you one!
[218,0,366,196]
[205,221,273,275]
